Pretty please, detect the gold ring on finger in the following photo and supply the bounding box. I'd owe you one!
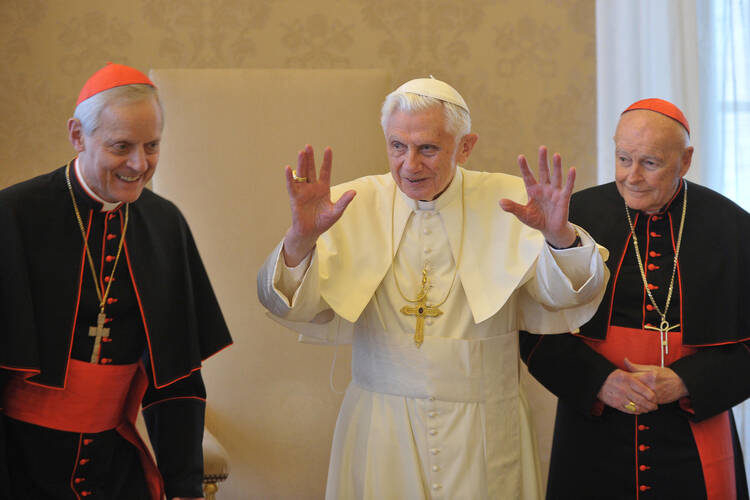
[624,401,637,412]
[292,172,308,183]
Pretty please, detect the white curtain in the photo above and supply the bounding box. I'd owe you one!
[696,0,750,481]
[596,0,702,184]
[597,0,750,483]
[697,0,750,207]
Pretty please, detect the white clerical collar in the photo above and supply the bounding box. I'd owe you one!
[74,158,122,212]
[400,167,463,212]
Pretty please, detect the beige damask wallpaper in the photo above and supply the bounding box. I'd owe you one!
[0,0,595,497]
[0,0,595,189]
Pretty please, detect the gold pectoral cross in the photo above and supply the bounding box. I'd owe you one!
[644,319,680,367]
[401,298,443,348]
[400,267,442,347]
[89,312,110,364]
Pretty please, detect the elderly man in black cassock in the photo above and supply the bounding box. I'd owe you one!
[0,63,232,500]
[521,99,750,499]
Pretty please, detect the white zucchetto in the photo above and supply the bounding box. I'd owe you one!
[392,76,469,112]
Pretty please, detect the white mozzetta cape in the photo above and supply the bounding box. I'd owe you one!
[258,167,608,500]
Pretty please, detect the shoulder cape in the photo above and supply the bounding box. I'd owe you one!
[0,166,232,388]
[569,181,750,345]
[317,167,544,324]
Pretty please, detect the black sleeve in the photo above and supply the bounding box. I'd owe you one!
[142,369,206,499]
[670,341,750,421]
[0,371,10,500]
[520,331,617,414]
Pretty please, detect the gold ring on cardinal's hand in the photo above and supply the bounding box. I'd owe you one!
[292,172,308,183]
[624,401,637,412]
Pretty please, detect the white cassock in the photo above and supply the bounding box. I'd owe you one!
[258,167,609,500]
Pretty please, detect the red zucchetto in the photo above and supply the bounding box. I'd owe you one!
[622,98,690,135]
[76,62,155,106]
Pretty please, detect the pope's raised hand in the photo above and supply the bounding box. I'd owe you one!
[282,145,356,267]
[499,146,577,248]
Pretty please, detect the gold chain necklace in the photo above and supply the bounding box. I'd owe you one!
[624,180,687,367]
[65,162,129,363]
[391,178,465,347]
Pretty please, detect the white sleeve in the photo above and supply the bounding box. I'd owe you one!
[257,240,325,321]
[257,240,353,344]
[517,225,610,334]
[276,251,312,305]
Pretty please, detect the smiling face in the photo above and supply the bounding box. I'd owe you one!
[70,96,162,203]
[614,110,693,213]
[384,106,477,201]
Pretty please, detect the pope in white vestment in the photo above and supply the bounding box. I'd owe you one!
[257,78,609,500]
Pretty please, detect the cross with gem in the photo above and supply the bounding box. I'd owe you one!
[400,266,443,347]
[401,299,443,348]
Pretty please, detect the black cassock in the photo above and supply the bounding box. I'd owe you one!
[0,164,232,499]
[521,181,750,499]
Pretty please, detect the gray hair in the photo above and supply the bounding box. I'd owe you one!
[73,84,163,135]
[380,92,471,139]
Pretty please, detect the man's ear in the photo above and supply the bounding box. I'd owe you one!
[680,146,694,177]
[68,118,86,153]
[456,133,479,165]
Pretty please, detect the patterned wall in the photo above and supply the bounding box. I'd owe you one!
[0,0,595,189]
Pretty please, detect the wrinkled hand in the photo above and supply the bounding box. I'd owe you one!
[597,367,659,415]
[499,146,577,248]
[624,358,689,405]
[282,145,356,266]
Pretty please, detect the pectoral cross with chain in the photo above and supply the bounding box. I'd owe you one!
[89,311,110,364]
[400,267,443,348]
[644,318,680,367]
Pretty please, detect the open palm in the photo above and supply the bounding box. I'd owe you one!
[499,146,576,248]
[282,145,355,266]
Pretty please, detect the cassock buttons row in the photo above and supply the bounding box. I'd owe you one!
[75,437,94,496]
[637,424,652,493]
[426,399,445,492]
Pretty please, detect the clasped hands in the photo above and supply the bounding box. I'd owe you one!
[597,358,689,415]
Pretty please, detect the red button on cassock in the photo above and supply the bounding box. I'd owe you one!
[638,425,649,431]
[107,233,117,240]
[105,255,115,262]
[640,485,651,491]
[75,477,85,484]
[83,438,93,445]
[640,465,651,471]
[647,264,659,271]
[647,283,659,290]
[649,251,661,258]
[106,298,118,304]
[639,444,650,452]
[646,305,655,311]
[79,458,90,465]
[650,232,661,237]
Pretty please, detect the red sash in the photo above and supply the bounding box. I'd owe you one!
[2,359,164,500]
[583,326,735,500]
